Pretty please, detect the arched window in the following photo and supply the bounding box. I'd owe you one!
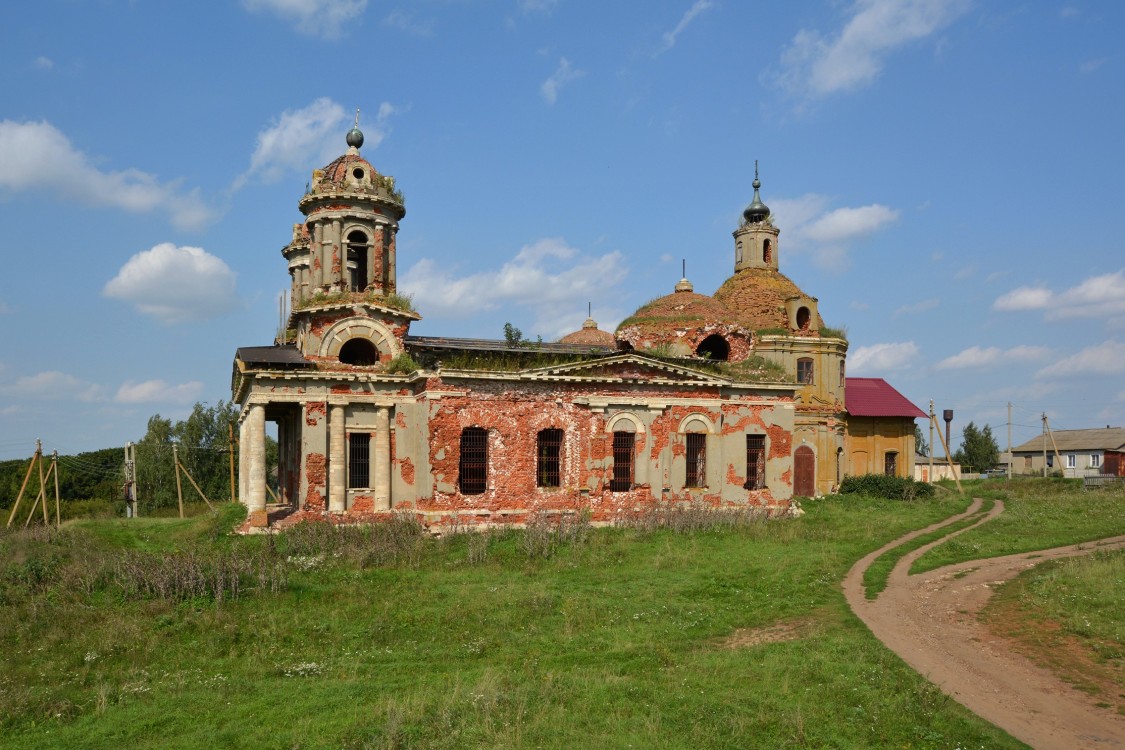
[796,306,811,330]
[537,428,562,488]
[736,240,743,263]
[339,338,378,365]
[685,432,706,488]
[459,427,488,495]
[347,230,368,291]
[839,359,846,388]
[695,334,730,361]
[797,357,814,384]
[610,431,635,491]
[763,239,772,264]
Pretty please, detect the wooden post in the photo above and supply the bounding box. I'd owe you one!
[24,460,55,528]
[173,445,185,519]
[228,422,237,504]
[1044,417,1066,477]
[52,450,61,530]
[37,440,48,525]
[177,461,215,511]
[6,447,38,528]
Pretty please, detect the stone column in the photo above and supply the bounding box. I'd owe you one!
[374,406,391,510]
[387,227,397,293]
[328,404,347,513]
[311,223,323,289]
[238,417,248,508]
[246,404,267,526]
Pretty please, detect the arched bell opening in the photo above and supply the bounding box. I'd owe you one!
[338,338,379,366]
[695,334,730,362]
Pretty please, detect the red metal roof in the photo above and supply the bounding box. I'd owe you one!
[845,377,926,418]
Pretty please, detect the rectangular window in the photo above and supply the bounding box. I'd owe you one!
[1047,454,1053,468]
[685,433,706,488]
[537,428,563,488]
[459,427,488,495]
[1091,454,1101,468]
[610,431,635,491]
[884,451,898,476]
[839,359,845,388]
[797,358,814,385]
[1066,454,1076,469]
[745,435,765,490]
[349,433,370,488]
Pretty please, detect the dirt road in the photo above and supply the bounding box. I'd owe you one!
[843,498,1125,750]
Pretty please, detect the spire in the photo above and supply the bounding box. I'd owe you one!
[674,258,694,292]
[742,160,771,224]
[346,108,364,150]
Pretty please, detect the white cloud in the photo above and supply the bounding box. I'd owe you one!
[0,371,104,402]
[0,120,214,230]
[848,341,919,374]
[115,379,204,404]
[768,193,898,271]
[242,0,367,38]
[383,10,434,36]
[1080,57,1108,74]
[519,0,558,13]
[541,57,584,104]
[657,0,714,54]
[772,0,970,98]
[993,270,1125,321]
[1036,340,1125,379]
[849,300,870,311]
[893,298,939,317]
[234,98,401,189]
[103,243,239,324]
[34,56,53,71]
[400,237,628,336]
[936,345,1050,370]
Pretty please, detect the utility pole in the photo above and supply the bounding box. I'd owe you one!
[52,450,61,529]
[1041,413,1047,478]
[928,399,935,482]
[172,444,185,519]
[123,441,138,518]
[37,439,47,525]
[1007,402,1012,480]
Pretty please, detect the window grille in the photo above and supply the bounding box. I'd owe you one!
[459,427,488,495]
[797,358,814,385]
[686,433,706,488]
[745,435,765,490]
[610,431,635,491]
[884,451,898,476]
[537,428,563,487]
[349,433,370,488]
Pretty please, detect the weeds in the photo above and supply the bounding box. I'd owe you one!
[615,500,773,534]
[280,512,426,568]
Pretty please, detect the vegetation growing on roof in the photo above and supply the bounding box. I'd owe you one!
[295,290,417,313]
[755,327,788,337]
[819,325,848,341]
[382,292,416,314]
[383,353,419,375]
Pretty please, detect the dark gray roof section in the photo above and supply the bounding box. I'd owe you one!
[236,345,311,367]
[405,335,616,355]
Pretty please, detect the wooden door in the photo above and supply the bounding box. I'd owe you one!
[794,446,815,497]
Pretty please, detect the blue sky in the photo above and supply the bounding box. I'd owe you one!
[1,0,1123,460]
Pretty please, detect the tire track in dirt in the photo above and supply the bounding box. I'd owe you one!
[843,498,1125,750]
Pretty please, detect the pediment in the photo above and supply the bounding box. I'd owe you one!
[522,354,728,385]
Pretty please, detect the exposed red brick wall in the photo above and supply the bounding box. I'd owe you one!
[305,402,327,426]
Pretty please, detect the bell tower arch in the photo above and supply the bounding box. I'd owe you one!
[732,162,780,273]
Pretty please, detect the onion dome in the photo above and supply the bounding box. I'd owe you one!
[560,317,616,347]
[346,126,364,149]
[742,161,771,225]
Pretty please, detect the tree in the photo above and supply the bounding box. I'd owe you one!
[914,424,929,457]
[953,421,1000,472]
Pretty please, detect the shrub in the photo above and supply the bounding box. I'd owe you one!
[384,353,419,374]
[839,474,935,501]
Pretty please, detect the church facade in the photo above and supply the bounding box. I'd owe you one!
[231,126,920,528]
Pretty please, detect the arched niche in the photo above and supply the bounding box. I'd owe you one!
[318,317,402,361]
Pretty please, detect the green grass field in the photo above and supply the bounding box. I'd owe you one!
[2,482,1118,749]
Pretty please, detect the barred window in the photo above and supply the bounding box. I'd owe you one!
[685,433,706,488]
[884,451,898,476]
[459,427,488,495]
[745,435,766,490]
[797,358,814,384]
[610,431,635,491]
[349,433,370,488]
[537,428,563,488]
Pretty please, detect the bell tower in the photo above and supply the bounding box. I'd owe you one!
[732,162,780,273]
[283,111,406,307]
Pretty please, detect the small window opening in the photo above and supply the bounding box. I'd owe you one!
[745,435,766,490]
[537,428,563,488]
[839,359,846,388]
[736,240,743,263]
[459,427,488,495]
[696,334,730,361]
[884,451,898,476]
[797,357,814,384]
[610,431,635,491]
[617,340,635,352]
[763,239,772,264]
[349,433,370,488]
[686,433,706,488]
[347,230,368,291]
[339,338,378,366]
[352,167,365,180]
[796,306,811,330]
